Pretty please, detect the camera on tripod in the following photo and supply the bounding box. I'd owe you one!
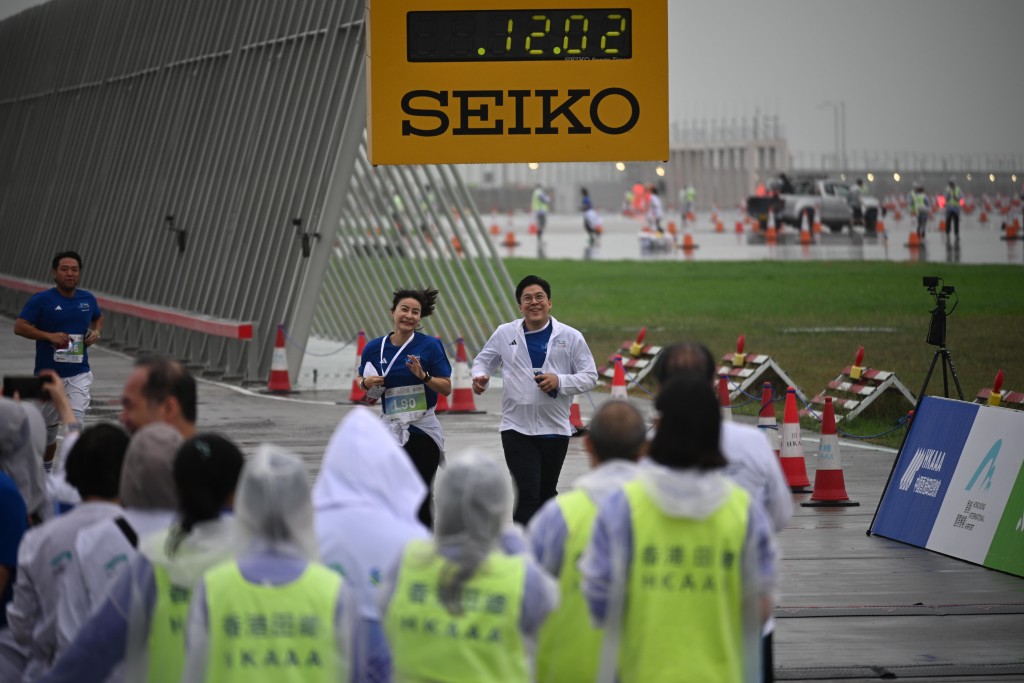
[923,276,957,347]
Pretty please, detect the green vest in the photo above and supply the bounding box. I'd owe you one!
[536,491,602,683]
[203,560,344,683]
[912,192,928,214]
[384,540,529,683]
[145,564,192,683]
[620,480,750,683]
[532,191,548,213]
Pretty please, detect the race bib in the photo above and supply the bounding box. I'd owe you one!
[383,384,427,423]
[54,334,84,364]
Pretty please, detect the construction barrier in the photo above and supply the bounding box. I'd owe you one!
[806,347,915,422]
[717,335,805,403]
[975,369,1024,410]
[598,333,662,383]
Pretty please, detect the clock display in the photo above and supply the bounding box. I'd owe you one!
[407,9,632,62]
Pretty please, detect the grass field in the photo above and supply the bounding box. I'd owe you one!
[503,259,1024,445]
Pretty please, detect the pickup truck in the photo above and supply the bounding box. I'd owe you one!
[747,177,881,234]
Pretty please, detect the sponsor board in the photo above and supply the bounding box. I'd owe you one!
[871,396,1024,577]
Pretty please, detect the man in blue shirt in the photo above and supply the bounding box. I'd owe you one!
[14,251,103,468]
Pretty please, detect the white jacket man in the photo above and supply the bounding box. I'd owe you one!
[472,275,598,524]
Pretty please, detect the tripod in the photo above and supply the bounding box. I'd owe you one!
[917,296,964,401]
[918,344,964,401]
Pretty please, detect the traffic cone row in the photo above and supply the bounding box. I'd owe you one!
[610,356,628,400]
[569,395,587,435]
[802,397,858,506]
[799,211,812,245]
[758,382,778,453]
[718,375,732,421]
[780,387,811,492]
[345,331,368,402]
[434,336,449,413]
[266,325,293,393]
[448,337,482,413]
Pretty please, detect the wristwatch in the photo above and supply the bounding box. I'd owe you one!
[422,372,432,384]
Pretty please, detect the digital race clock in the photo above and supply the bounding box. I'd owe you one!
[367,0,667,164]
[406,9,632,62]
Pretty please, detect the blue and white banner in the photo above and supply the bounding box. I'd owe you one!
[871,397,1024,577]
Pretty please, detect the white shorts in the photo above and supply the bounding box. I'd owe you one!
[40,371,93,444]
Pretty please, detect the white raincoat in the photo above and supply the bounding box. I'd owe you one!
[7,500,122,681]
[313,406,430,618]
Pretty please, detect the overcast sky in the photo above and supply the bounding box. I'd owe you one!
[2,0,1022,159]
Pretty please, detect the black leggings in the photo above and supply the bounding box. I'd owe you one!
[501,430,569,525]
[404,432,441,528]
[946,210,960,237]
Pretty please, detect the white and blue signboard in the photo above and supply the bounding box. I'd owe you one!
[871,396,1024,578]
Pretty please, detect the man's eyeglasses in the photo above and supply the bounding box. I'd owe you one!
[520,294,547,304]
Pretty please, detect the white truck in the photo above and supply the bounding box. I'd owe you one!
[747,176,881,234]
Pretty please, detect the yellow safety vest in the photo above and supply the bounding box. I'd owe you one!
[203,560,344,683]
[384,539,529,683]
[536,491,602,683]
[912,192,928,214]
[620,480,750,683]
[144,564,192,683]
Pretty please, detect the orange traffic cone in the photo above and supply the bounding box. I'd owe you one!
[528,223,538,235]
[802,398,858,506]
[987,368,1005,407]
[503,231,519,248]
[569,394,587,436]
[799,211,812,244]
[610,356,628,400]
[780,387,811,492]
[938,218,946,233]
[490,223,500,236]
[266,325,293,393]
[681,232,697,250]
[715,220,724,233]
[875,218,885,233]
[434,336,449,413]
[758,382,778,453]
[812,208,822,234]
[667,221,677,236]
[629,327,647,357]
[448,337,483,413]
[348,330,368,402]
[718,375,733,421]
[765,210,778,242]
[905,231,922,249]
[735,219,744,234]
[850,345,865,380]
[733,334,746,367]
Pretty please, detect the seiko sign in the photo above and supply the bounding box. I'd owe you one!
[400,88,640,137]
[366,1,667,165]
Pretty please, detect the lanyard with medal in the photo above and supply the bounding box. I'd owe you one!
[379,334,429,422]
[359,332,414,406]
